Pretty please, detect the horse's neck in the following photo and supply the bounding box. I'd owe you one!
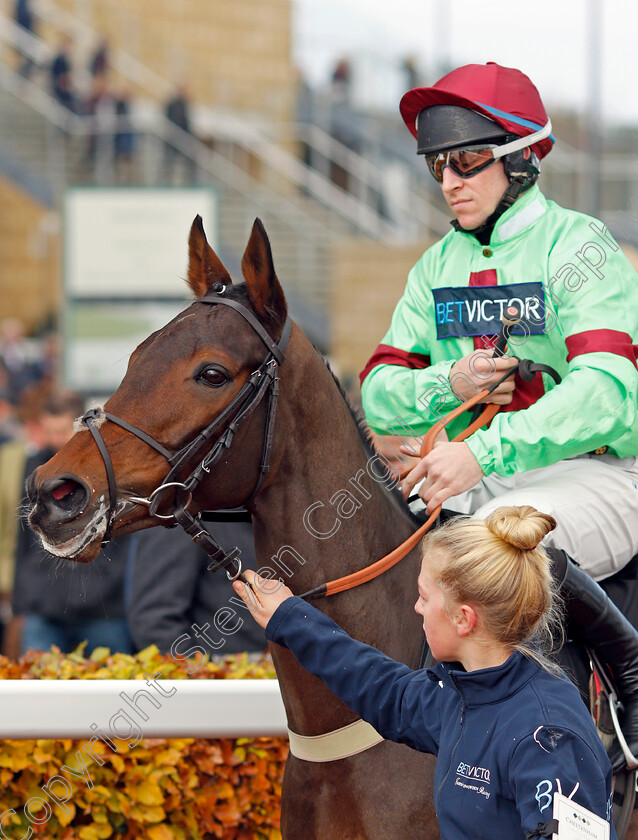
[250,338,424,734]
[252,341,417,603]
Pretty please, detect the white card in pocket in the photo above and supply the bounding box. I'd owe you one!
[552,792,610,840]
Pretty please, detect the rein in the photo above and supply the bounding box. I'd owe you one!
[299,355,561,601]
[299,387,501,600]
[80,285,291,583]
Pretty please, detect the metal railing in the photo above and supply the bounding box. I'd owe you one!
[34,0,173,101]
[0,679,287,739]
[0,5,448,244]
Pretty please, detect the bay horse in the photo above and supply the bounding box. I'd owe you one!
[26,217,638,839]
[27,217,438,839]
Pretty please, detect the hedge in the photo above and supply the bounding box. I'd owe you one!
[0,645,287,839]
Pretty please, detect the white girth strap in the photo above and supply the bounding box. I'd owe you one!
[287,719,384,762]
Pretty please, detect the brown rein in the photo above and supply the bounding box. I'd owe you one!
[301,389,500,600]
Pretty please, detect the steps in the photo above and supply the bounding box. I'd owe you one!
[0,1,446,339]
[0,68,337,333]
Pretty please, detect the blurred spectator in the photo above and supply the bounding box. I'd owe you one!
[37,332,62,387]
[13,0,36,78]
[114,86,136,181]
[127,521,266,658]
[12,390,134,656]
[0,389,20,446]
[165,83,191,134]
[327,57,360,182]
[50,35,76,112]
[84,73,112,169]
[85,73,110,116]
[89,35,110,79]
[0,317,42,404]
[402,55,420,90]
[164,84,196,183]
[0,383,50,654]
[331,58,351,103]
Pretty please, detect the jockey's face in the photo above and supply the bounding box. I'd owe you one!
[440,159,509,230]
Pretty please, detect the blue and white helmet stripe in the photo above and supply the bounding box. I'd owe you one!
[475,102,555,158]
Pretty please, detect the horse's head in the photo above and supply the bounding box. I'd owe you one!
[27,216,288,562]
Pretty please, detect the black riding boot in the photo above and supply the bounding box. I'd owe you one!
[548,547,638,769]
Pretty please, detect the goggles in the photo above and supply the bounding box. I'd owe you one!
[425,146,497,182]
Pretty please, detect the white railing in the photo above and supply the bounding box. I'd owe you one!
[292,121,452,237]
[0,56,335,241]
[0,680,287,739]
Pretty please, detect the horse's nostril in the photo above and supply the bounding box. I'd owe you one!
[52,480,79,501]
[41,475,91,519]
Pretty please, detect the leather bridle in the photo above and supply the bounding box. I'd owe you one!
[80,284,291,583]
[79,286,559,602]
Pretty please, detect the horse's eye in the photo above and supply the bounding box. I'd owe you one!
[197,367,228,388]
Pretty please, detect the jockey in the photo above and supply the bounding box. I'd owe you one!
[360,62,638,765]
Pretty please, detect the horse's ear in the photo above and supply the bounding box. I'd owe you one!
[187,215,232,298]
[241,218,287,326]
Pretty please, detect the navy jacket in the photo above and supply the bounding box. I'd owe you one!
[127,522,266,656]
[267,597,616,840]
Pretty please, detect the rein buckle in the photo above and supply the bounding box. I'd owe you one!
[205,545,242,578]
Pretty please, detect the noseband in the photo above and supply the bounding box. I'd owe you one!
[80,284,291,581]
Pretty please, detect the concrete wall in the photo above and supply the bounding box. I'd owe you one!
[0,175,60,333]
[331,236,432,390]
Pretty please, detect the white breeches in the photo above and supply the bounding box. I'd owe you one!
[419,454,638,581]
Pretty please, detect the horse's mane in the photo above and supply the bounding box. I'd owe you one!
[322,359,420,524]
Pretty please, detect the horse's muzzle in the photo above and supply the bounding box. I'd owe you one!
[27,470,92,524]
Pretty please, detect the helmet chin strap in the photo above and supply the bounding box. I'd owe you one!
[451,157,539,243]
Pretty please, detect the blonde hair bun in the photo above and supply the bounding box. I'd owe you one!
[486,505,556,551]
[421,505,562,667]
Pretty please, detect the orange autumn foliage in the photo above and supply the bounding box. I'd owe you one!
[0,646,287,840]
